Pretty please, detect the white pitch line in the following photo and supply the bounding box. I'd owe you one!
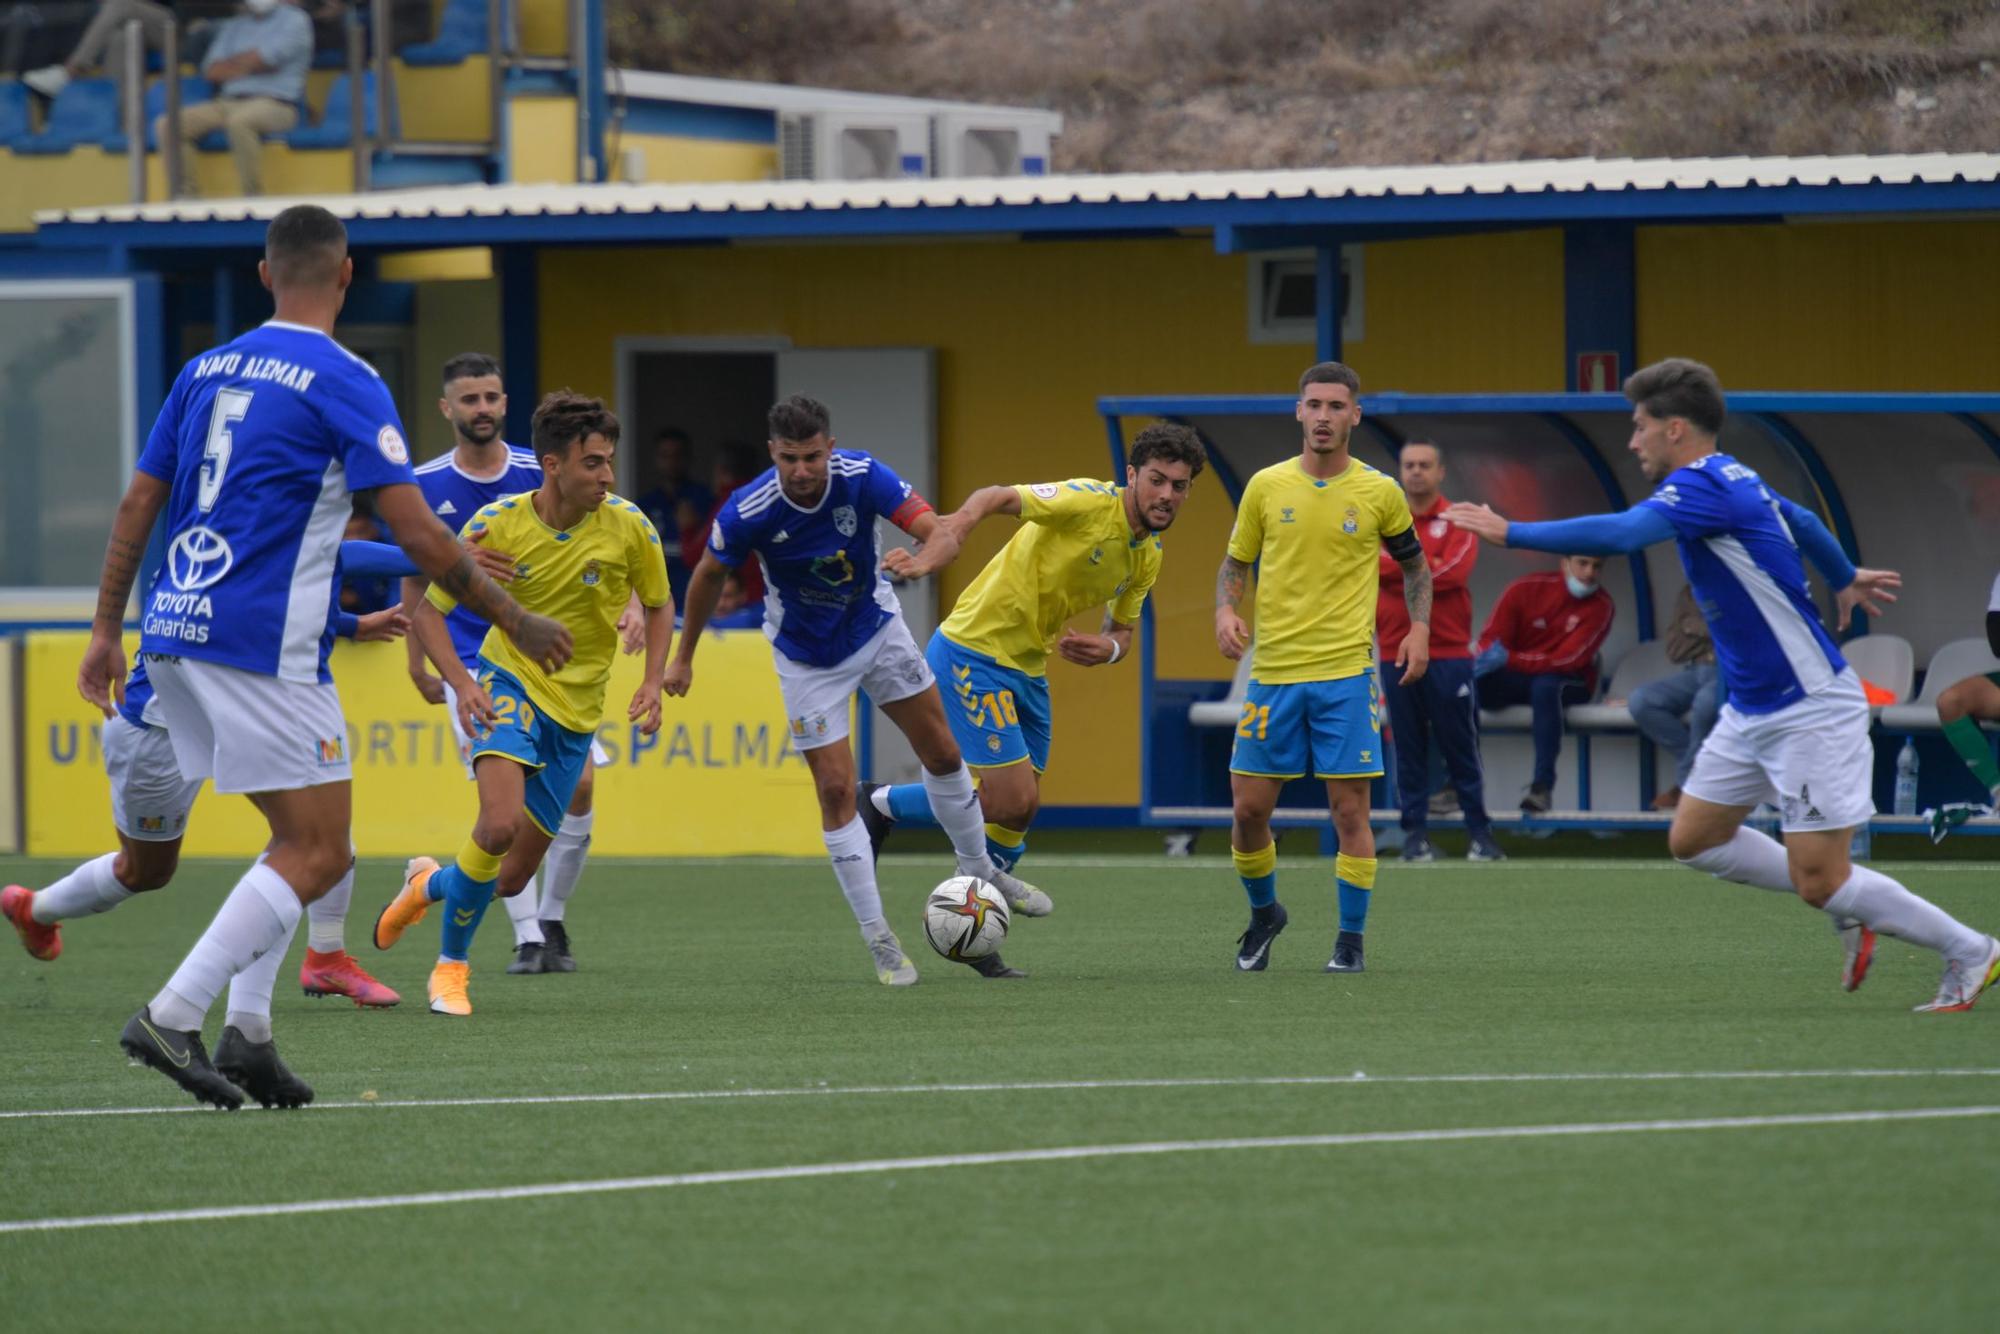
[7,1067,2000,1121]
[4,1104,1996,1234]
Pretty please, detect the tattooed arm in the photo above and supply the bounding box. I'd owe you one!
[373,481,573,673]
[78,472,171,716]
[1385,525,1432,684]
[1215,554,1252,660]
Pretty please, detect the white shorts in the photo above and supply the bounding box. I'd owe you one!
[103,714,203,842]
[142,654,352,795]
[1683,671,1875,833]
[443,675,609,780]
[774,617,934,751]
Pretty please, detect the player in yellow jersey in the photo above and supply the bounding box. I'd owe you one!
[1216,361,1432,975]
[373,392,674,1016]
[861,424,1206,889]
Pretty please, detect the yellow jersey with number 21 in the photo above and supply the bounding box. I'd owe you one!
[1227,458,1412,685]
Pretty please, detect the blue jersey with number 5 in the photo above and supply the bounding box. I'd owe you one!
[135,320,417,683]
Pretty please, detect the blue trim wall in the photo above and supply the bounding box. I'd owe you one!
[37,179,2000,252]
[500,246,539,447]
[1563,222,1635,391]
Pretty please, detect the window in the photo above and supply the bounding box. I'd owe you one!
[0,279,136,598]
[1248,247,1365,345]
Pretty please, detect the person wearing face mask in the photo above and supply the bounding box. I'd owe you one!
[154,0,311,197]
[1471,554,1615,813]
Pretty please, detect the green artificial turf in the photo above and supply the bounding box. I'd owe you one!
[2,852,1996,1331]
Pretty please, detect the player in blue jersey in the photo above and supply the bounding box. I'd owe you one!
[74,206,568,1109]
[666,394,1051,985]
[404,352,630,974]
[6,544,412,1011]
[1449,358,1999,1013]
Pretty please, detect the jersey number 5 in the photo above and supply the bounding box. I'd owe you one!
[198,388,254,513]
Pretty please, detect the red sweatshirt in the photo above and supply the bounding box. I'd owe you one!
[1477,571,1615,693]
[1377,495,1479,659]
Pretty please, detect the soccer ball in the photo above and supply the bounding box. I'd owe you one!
[922,876,1011,961]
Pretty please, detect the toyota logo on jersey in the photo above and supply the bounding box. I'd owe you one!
[167,526,235,590]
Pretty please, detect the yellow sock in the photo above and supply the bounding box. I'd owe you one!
[456,838,502,884]
[1232,843,1277,879]
[1334,853,1377,889]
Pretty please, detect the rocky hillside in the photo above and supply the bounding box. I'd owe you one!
[610,0,2000,171]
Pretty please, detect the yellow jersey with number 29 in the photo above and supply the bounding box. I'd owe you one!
[940,479,1163,677]
[427,491,672,733]
[1226,457,1413,685]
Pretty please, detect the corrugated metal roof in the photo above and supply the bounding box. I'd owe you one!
[37,151,2000,232]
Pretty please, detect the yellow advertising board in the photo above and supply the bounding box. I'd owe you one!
[23,630,826,858]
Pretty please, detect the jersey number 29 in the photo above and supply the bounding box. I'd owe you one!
[197,388,254,513]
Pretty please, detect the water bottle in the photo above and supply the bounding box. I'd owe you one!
[1893,737,1919,817]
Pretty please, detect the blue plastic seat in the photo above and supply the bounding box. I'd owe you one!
[12,77,118,153]
[288,69,395,148]
[399,0,486,66]
[102,75,213,152]
[0,81,30,147]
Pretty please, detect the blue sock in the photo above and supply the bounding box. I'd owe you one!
[1243,874,1277,909]
[1337,879,1371,934]
[434,865,497,962]
[885,782,938,826]
[985,835,1026,872]
[1232,844,1278,909]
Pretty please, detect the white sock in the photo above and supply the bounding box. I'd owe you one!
[304,854,355,953]
[540,810,594,923]
[33,852,133,922]
[1678,826,1792,893]
[502,871,543,945]
[869,786,894,818]
[1822,864,1987,960]
[224,904,302,1044]
[825,817,886,937]
[149,863,300,1032]
[920,763,993,878]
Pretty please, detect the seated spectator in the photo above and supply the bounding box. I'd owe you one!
[22,0,178,102]
[707,570,764,631]
[153,0,309,198]
[636,426,713,608]
[1474,555,1614,813]
[1626,584,1718,810]
[339,498,393,615]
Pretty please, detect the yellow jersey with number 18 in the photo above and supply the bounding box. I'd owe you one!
[427,491,672,733]
[1226,457,1412,685]
[940,479,1163,677]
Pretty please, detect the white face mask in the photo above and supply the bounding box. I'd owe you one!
[1565,573,1596,600]
[245,0,279,14]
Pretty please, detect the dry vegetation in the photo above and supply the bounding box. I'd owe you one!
[608,0,2000,171]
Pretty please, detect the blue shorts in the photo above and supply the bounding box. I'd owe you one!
[467,657,595,837]
[929,631,1052,772]
[1228,673,1384,780]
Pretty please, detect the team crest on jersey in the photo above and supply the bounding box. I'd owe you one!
[811,552,855,587]
[1280,507,1296,524]
[1342,504,1359,535]
[1430,518,1447,538]
[1089,547,1104,565]
[582,559,602,587]
[833,506,858,538]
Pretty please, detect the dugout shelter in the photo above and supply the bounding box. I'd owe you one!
[2,152,1998,853]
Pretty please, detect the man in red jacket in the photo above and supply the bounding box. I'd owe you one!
[1377,441,1501,861]
[1474,556,1615,812]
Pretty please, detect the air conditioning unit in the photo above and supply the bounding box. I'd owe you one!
[778,111,930,181]
[932,110,1055,178]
